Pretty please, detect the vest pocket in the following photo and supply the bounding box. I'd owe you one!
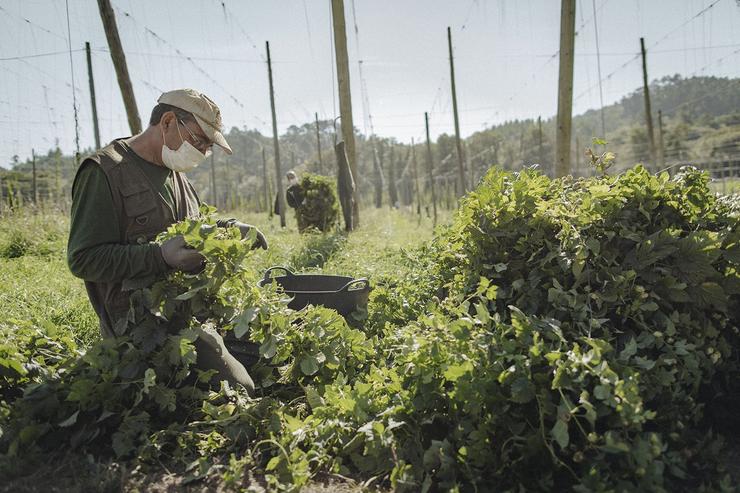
[122,187,159,244]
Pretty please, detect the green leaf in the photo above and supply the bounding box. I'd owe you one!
[300,355,320,376]
[640,301,659,311]
[619,338,637,361]
[551,419,569,449]
[259,335,278,359]
[443,361,473,382]
[143,368,156,393]
[510,377,535,404]
[234,307,257,339]
[305,386,325,409]
[594,385,610,400]
[58,410,79,428]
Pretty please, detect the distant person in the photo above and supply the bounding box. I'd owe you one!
[67,88,267,395]
[274,170,305,214]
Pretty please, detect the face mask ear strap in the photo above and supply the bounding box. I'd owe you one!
[174,118,186,146]
[160,124,168,148]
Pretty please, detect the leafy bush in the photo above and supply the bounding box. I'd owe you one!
[294,174,339,233]
[425,165,740,489]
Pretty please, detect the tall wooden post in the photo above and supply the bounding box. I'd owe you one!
[335,141,355,231]
[96,0,141,134]
[537,116,543,166]
[262,147,271,217]
[447,26,467,196]
[85,42,101,149]
[315,112,323,174]
[31,149,38,205]
[412,138,421,216]
[372,144,384,208]
[555,0,576,178]
[331,0,359,227]
[266,41,286,227]
[55,146,62,207]
[640,37,656,167]
[657,109,665,169]
[387,145,398,208]
[424,112,438,226]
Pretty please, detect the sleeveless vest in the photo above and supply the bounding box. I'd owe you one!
[75,140,201,338]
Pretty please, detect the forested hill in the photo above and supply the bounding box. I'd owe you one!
[464,75,740,177]
[580,74,740,132]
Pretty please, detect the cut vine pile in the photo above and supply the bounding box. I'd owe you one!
[294,173,340,233]
[1,166,738,492]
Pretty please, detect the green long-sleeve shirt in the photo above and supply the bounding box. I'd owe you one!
[67,144,174,283]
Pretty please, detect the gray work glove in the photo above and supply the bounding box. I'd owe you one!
[232,221,268,250]
[160,235,206,273]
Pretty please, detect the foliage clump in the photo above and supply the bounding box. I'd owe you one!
[294,173,339,233]
[422,164,740,489]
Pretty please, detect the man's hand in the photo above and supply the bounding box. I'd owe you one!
[160,235,206,273]
[232,222,268,250]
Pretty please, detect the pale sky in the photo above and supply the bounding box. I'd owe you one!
[1,0,739,167]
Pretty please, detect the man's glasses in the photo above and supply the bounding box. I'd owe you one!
[178,119,212,154]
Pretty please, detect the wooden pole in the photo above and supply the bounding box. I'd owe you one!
[96,0,141,134]
[537,115,543,167]
[555,0,576,178]
[31,149,38,205]
[335,141,355,231]
[412,138,421,216]
[447,26,467,196]
[315,112,323,174]
[388,145,398,208]
[85,42,101,149]
[640,37,656,168]
[331,0,359,227]
[266,41,286,228]
[210,152,217,208]
[657,109,665,169]
[372,143,384,208]
[55,145,62,208]
[424,112,438,226]
[262,147,272,218]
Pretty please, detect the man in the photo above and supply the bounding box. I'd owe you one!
[273,170,304,216]
[67,88,266,395]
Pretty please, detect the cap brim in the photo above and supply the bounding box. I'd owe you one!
[193,114,232,155]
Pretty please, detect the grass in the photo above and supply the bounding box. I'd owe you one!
[0,205,443,347]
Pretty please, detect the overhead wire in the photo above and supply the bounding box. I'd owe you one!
[110,3,268,127]
[0,5,68,42]
[574,0,725,103]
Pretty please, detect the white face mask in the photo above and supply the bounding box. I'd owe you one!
[288,177,299,187]
[161,121,211,172]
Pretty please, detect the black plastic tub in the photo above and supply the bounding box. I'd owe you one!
[257,266,370,317]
